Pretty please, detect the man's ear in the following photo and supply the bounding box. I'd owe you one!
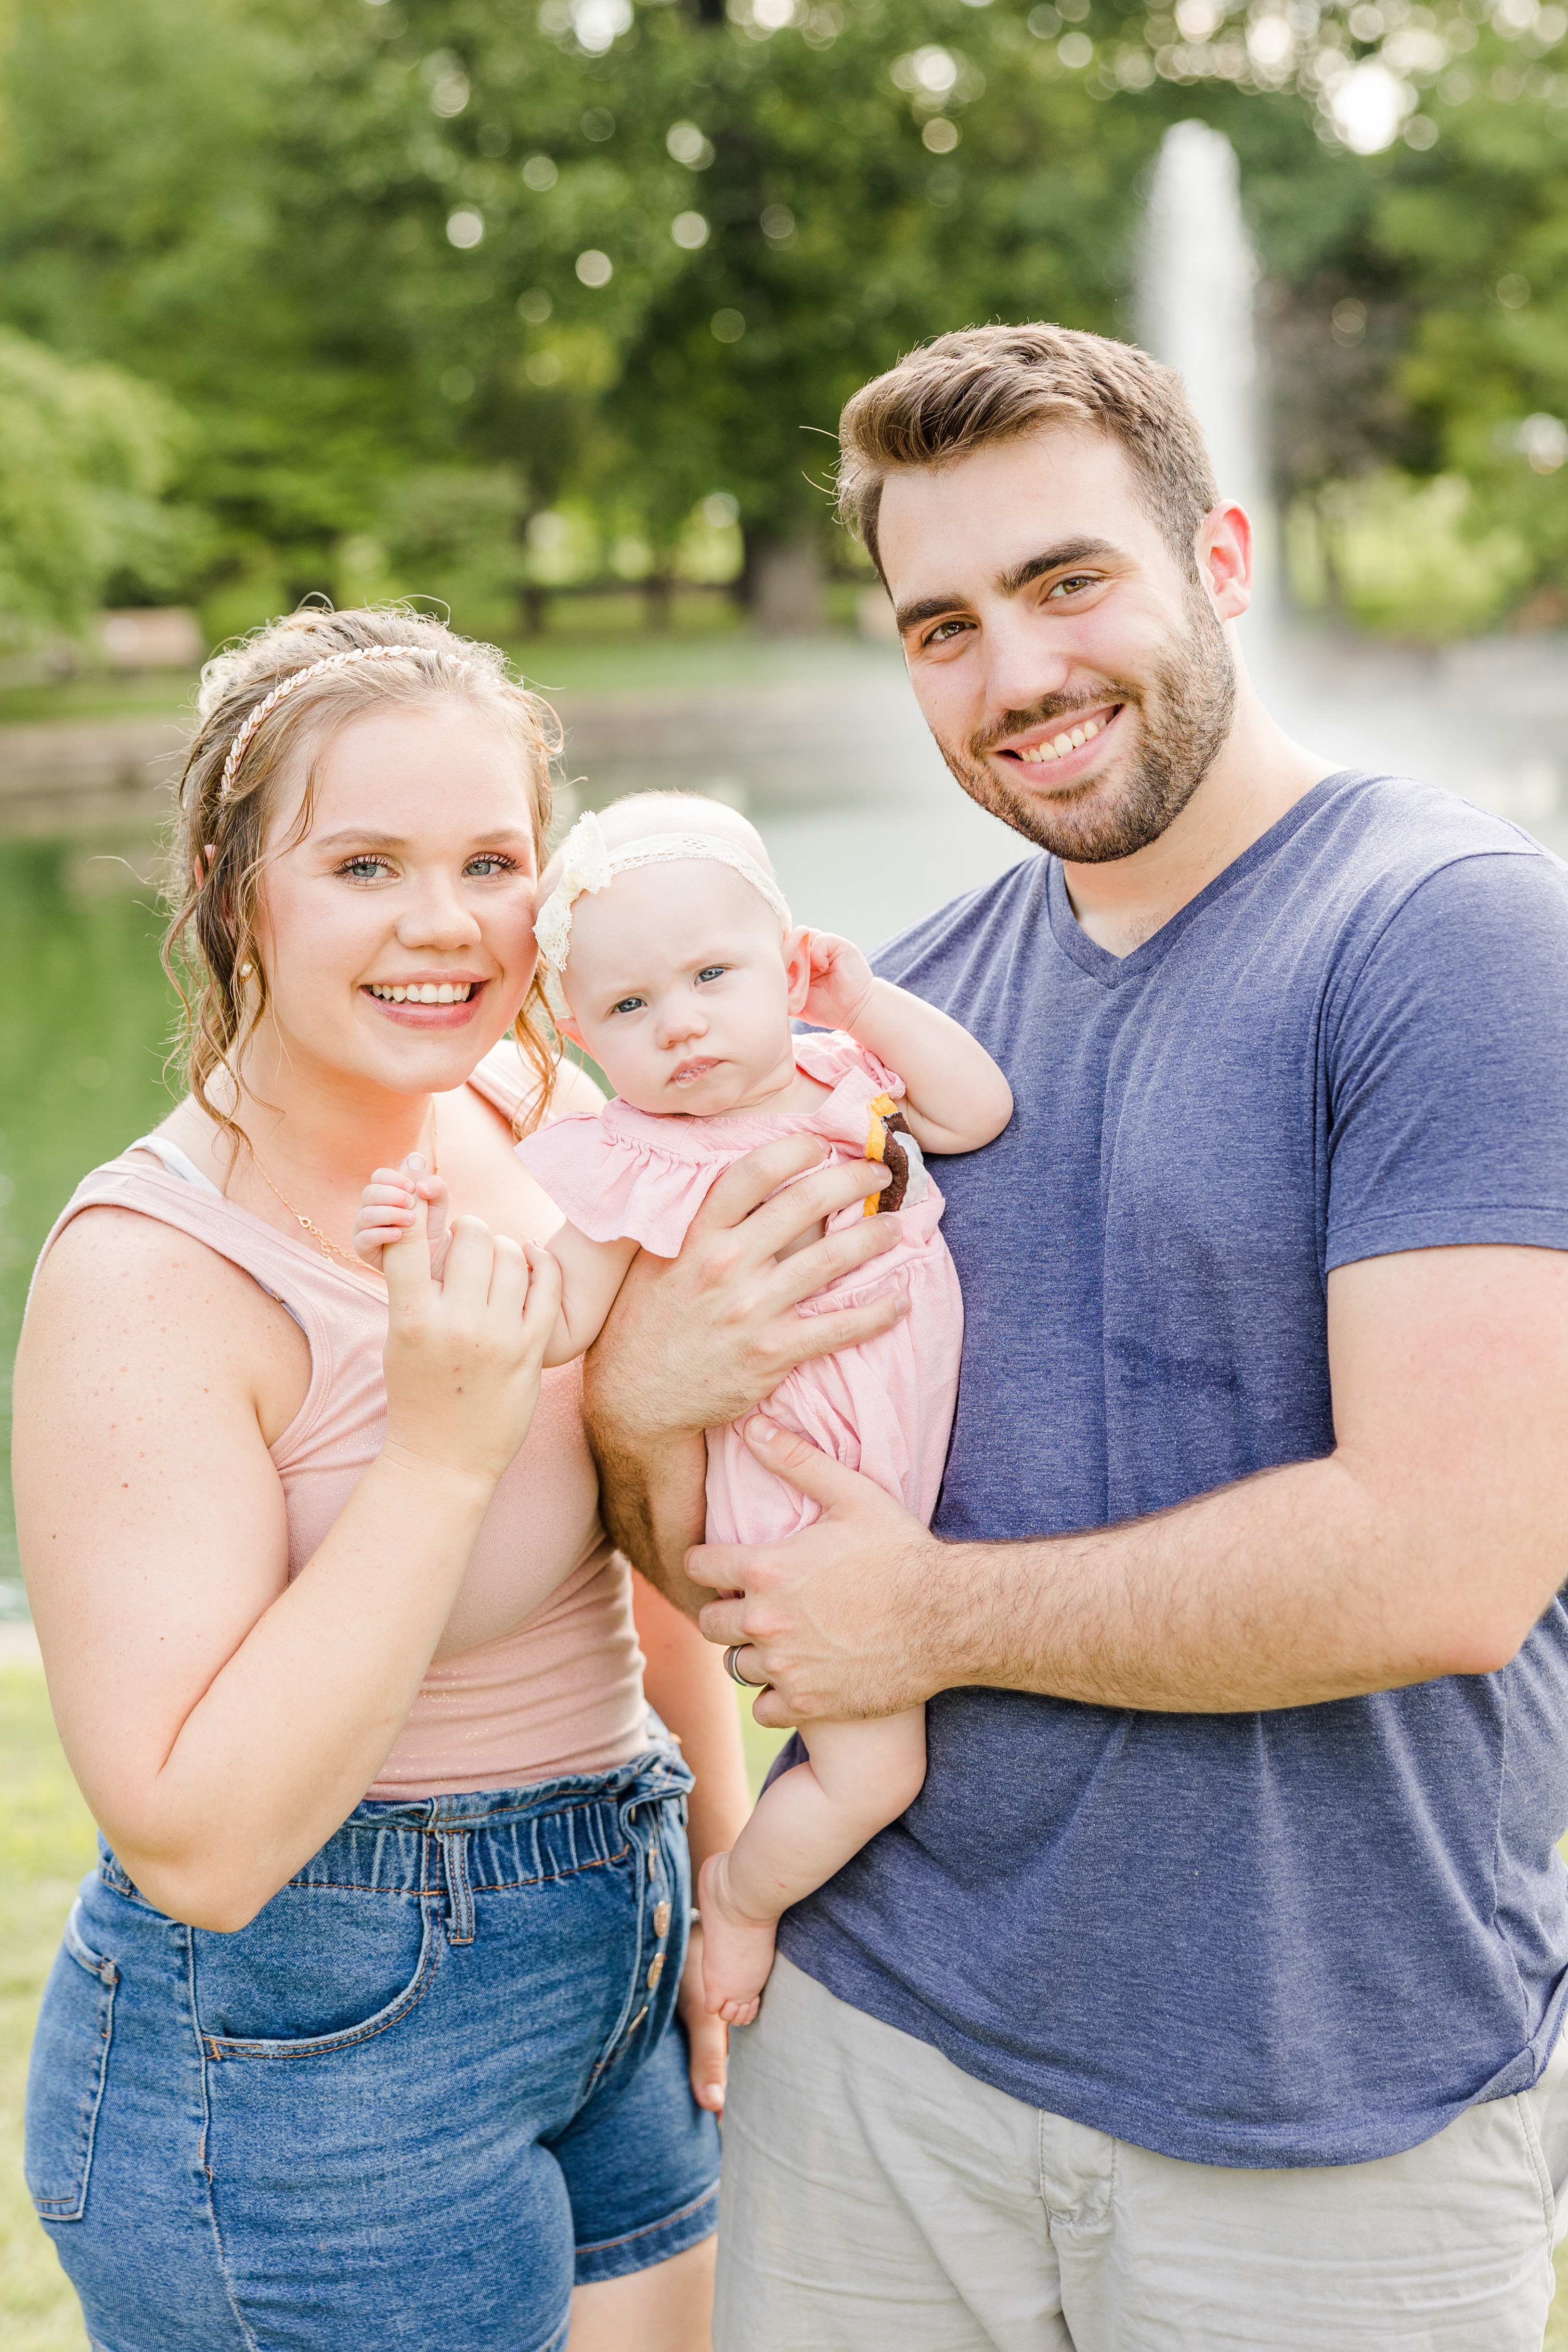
[784,925,814,1017]
[1196,501,1253,623]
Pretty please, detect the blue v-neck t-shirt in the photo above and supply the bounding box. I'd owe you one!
[776,768,1568,2168]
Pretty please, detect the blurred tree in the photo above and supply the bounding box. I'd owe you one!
[393,0,1157,618]
[0,327,196,639]
[0,0,1560,639]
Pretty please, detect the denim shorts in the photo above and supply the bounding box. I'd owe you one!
[25,1743,720,2352]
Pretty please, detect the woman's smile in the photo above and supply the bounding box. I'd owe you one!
[361,973,491,1027]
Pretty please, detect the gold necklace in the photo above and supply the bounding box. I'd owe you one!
[251,1103,438,1273]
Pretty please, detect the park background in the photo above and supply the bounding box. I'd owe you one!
[2,0,1568,2339]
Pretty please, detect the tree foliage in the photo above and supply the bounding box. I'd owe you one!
[0,0,1561,635]
[0,328,196,638]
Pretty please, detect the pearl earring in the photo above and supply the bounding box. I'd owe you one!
[238,961,253,978]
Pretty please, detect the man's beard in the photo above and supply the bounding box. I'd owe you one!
[941,591,1237,865]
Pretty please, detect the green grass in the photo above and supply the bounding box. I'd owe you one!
[1,1668,95,2352]
[3,1665,1568,2344]
[738,1690,791,1797]
[0,669,200,730]
[0,606,888,739]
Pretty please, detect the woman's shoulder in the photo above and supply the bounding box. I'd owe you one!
[26,1191,297,1372]
[548,1059,610,1123]
[467,1041,606,1135]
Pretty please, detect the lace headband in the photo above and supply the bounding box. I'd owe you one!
[218,644,423,799]
[534,809,791,972]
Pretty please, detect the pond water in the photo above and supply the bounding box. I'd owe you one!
[1,622,1564,1611]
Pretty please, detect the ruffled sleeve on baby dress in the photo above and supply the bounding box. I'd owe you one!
[791,1029,905,1101]
[515,1111,724,1258]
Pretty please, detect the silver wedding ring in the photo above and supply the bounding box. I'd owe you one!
[724,1643,768,1690]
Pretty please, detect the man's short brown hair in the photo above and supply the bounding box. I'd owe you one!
[836,323,1219,582]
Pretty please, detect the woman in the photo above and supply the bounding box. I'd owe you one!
[14,607,750,2352]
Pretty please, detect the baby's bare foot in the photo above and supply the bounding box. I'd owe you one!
[698,1851,779,2027]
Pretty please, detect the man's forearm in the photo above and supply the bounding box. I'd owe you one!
[583,1383,711,1617]
[935,1452,1534,1716]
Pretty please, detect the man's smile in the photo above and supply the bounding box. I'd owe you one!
[993,702,1125,778]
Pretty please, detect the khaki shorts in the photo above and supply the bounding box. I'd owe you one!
[715,1952,1568,2352]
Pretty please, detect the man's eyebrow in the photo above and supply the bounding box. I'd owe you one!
[998,538,1125,595]
[894,538,1126,635]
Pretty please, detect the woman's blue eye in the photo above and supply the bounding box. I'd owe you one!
[342,856,389,882]
[696,966,725,983]
[467,854,518,877]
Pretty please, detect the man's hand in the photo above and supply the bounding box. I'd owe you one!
[691,1245,1568,1720]
[688,1417,946,1726]
[583,1134,908,1608]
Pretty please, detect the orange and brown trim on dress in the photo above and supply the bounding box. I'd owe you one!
[864,1091,915,1215]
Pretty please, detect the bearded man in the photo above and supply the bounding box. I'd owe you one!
[584,324,1568,2350]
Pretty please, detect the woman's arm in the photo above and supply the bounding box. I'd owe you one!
[797,932,1012,1155]
[15,1197,558,1934]
[634,1569,752,1864]
[631,1571,752,2113]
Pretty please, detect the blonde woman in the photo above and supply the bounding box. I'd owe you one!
[12,608,892,2352]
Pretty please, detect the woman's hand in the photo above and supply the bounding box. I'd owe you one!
[678,1926,728,2115]
[382,1194,562,1488]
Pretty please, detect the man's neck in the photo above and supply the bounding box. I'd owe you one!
[1062,667,1336,960]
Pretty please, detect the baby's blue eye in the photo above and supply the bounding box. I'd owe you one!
[696,966,725,983]
[610,995,645,1016]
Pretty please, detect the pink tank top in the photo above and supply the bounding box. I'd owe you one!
[35,1047,648,1799]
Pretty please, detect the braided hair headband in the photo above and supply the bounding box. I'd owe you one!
[217,644,424,800]
[535,808,791,972]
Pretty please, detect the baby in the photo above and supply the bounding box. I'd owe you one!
[355,792,1012,2022]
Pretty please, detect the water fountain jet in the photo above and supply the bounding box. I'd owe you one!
[1139,120,1266,525]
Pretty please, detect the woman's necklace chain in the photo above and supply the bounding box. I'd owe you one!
[251,1103,438,1273]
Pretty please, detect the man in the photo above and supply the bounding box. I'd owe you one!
[583,324,1568,2349]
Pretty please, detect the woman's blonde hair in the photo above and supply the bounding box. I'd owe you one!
[163,606,559,1141]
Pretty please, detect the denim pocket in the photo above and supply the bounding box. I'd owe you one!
[196,1891,439,2060]
[25,1899,118,2222]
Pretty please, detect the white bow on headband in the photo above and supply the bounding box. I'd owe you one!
[534,809,791,972]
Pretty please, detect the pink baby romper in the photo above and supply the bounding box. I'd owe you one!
[516,1032,964,1545]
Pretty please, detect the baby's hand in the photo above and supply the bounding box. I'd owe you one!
[798,930,877,1034]
[352,1152,452,1278]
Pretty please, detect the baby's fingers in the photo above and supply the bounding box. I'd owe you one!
[354,1219,412,1260]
